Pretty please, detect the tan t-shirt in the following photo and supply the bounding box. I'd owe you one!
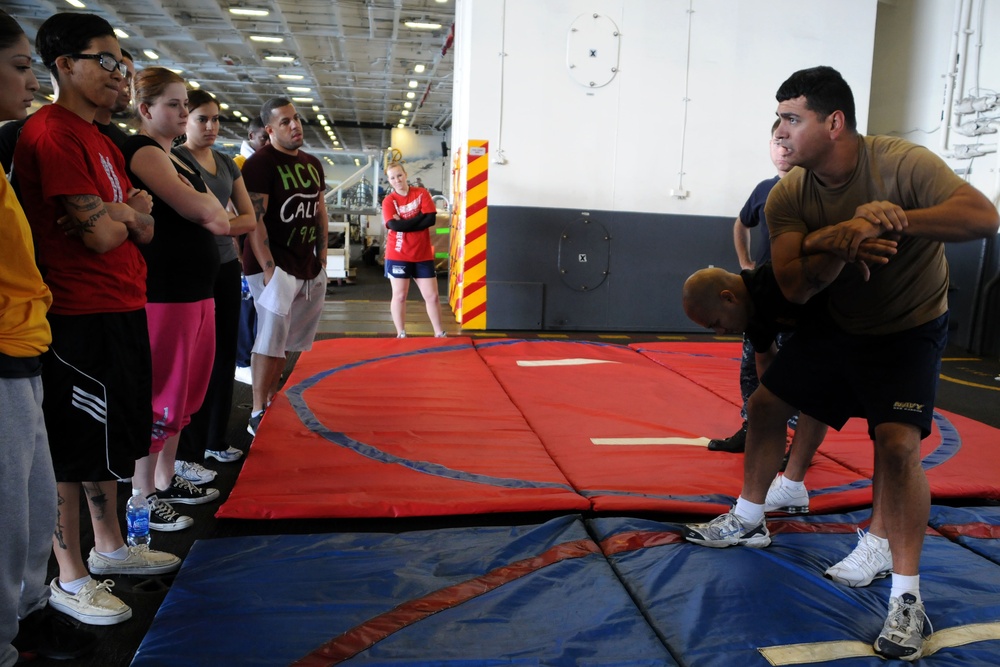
[765,135,966,335]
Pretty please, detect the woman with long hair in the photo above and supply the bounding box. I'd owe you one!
[122,67,230,531]
[173,89,256,476]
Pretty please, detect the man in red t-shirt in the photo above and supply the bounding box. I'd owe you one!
[15,12,180,627]
[381,161,446,338]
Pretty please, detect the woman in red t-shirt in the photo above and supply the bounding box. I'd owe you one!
[381,161,446,338]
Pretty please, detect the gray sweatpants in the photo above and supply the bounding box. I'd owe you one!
[0,375,57,667]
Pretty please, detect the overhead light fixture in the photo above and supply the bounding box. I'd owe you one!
[404,102,412,109]
[404,20,442,30]
[118,122,127,128]
[114,28,129,39]
[401,110,409,116]
[143,49,160,60]
[232,110,245,117]
[316,114,325,120]
[229,7,269,17]
[264,54,295,62]
[278,74,304,80]
[311,105,320,111]
[408,80,418,88]
[319,119,328,126]
[250,35,283,43]
[334,141,339,146]
[167,67,183,74]
[291,97,314,102]
[414,64,425,73]
[287,86,311,93]
[220,103,230,109]
[189,80,200,89]
[406,92,416,99]
[65,0,86,8]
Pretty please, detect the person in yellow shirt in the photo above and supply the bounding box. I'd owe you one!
[0,9,95,663]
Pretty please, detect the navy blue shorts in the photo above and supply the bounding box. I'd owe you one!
[760,313,948,440]
[385,259,436,280]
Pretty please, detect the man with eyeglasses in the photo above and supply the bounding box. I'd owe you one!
[14,12,181,628]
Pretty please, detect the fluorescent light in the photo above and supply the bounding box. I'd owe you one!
[404,21,442,30]
[354,158,360,166]
[286,86,311,93]
[312,105,320,111]
[114,28,129,39]
[143,49,160,60]
[406,92,415,99]
[189,80,200,89]
[118,122,127,128]
[404,102,412,109]
[278,74,304,80]
[65,0,86,7]
[316,114,325,120]
[408,80,418,88]
[220,103,230,109]
[414,64,425,73]
[319,119,328,126]
[264,55,295,62]
[229,7,269,17]
[291,97,314,102]
[250,35,283,43]
[400,110,409,116]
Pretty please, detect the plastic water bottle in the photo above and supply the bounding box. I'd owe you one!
[126,488,151,547]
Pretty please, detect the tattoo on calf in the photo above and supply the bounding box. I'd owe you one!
[83,481,107,520]
[54,493,67,549]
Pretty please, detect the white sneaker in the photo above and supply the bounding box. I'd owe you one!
[48,578,131,626]
[825,529,893,587]
[682,508,771,548]
[234,365,252,384]
[764,475,810,514]
[87,544,181,576]
[174,460,217,485]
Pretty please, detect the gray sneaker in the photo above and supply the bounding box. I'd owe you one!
[87,544,180,576]
[874,593,931,661]
[682,508,771,548]
[825,529,892,587]
[764,476,810,514]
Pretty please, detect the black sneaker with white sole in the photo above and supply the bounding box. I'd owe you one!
[148,495,193,531]
[156,475,220,505]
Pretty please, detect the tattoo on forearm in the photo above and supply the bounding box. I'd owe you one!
[54,493,67,549]
[63,194,107,235]
[799,256,828,290]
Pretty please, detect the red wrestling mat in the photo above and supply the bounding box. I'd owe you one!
[217,338,589,519]
[219,339,1000,520]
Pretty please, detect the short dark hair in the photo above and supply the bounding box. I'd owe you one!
[259,97,292,127]
[776,65,856,132]
[187,88,216,112]
[120,47,133,62]
[0,9,25,51]
[36,13,116,78]
[248,115,265,133]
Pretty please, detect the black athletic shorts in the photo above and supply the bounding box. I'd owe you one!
[760,313,948,440]
[43,310,152,482]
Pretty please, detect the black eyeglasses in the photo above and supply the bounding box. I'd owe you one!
[64,52,128,77]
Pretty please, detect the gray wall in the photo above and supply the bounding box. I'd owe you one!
[485,205,996,341]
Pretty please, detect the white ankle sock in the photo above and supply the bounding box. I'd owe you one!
[890,573,920,600]
[734,496,765,526]
[251,409,264,418]
[59,575,92,595]
[97,544,130,560]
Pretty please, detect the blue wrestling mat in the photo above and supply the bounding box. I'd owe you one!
[133,509,1000,665]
